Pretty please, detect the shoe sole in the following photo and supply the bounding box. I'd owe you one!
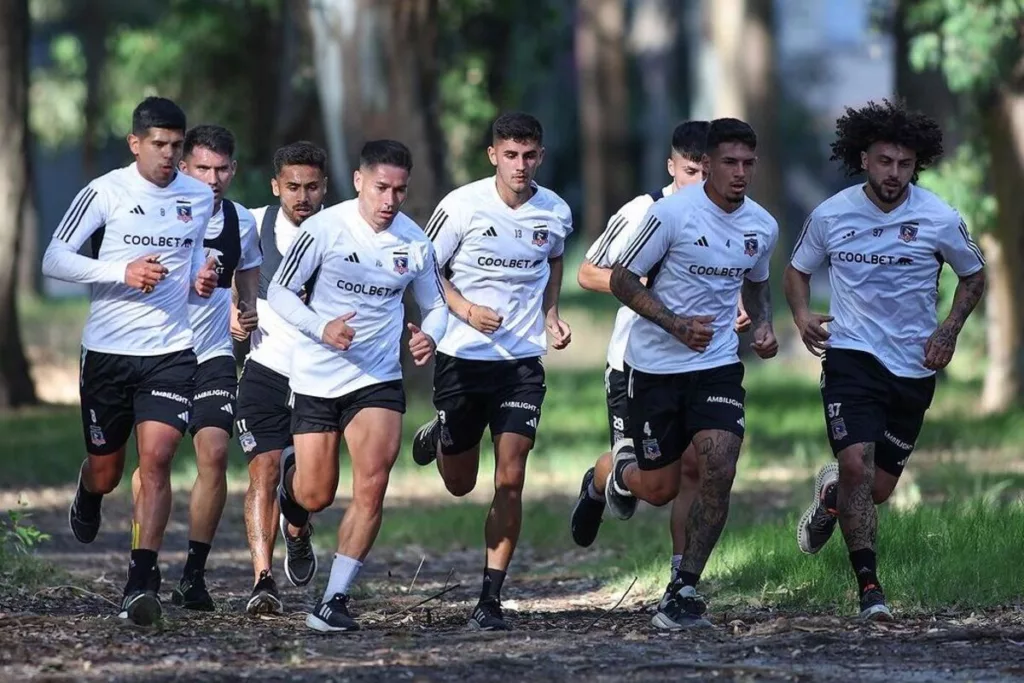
[411,420,438,466]
[467,619,510,632]
[569,469,604,547]
[305,613,359,633]
[651,612,713,630]
[796,461,839,554]
[125,594,162,626]
[859,604,894,622]
[246,591,283,616]
[604,440,638,521]
[279,514,318,587]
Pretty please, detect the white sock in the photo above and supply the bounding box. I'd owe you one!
[671,554,683,575]
[323,554,362,601]
[586,480,605,501]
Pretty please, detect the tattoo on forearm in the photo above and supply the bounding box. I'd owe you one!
[947,271,985,328]
[837,442,877,552]
[680,432,741,575]
[741,278,772,327]
[610,264,693,341]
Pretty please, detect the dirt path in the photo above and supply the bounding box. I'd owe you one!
[3,489,1024,682]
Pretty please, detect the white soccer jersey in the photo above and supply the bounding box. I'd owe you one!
[247,205,303,377]
[267,200,449,399]
[586,184,675,371]
[425,177,573,360]
[790,184,985,378]
[188,200,262,364]
[41,163,215,356]
[618,183,779,374]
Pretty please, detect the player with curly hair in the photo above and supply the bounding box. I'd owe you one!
[783,99,986,620]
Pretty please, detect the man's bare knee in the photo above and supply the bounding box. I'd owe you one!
[197,444,229,477]
[646,482,679,507]
[87,457,124,493]
[248,452,280,487]
[837,447,870,487]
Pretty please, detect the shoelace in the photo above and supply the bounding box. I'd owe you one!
[286,524,315,559]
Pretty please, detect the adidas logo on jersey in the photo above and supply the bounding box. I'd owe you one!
[344,253,360,263]
[483,226,498,237]
[220,404,234,415]
[693,236,709,247]
[130,205,145,215]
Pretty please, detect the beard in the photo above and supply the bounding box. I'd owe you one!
[868,176,909,204]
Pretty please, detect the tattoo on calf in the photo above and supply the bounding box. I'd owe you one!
[680,431,742,576]
[837,442,877,552]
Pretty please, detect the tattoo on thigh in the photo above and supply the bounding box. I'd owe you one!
[681,431,742,576]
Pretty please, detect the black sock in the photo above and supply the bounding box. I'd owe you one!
[77,476,103,515]
[128,549,159,592]
[183,540,211,576]
[278,464,311,529]
[480,567,506,602]
[677,570,701,589]
[849,549,879,593]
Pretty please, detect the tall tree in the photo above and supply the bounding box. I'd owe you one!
[576,0,633,239]
[904,1,1023,412]
[307,0,449,219]
[0,0,39,408]
[630,0,678,192]
[705,0,782,226]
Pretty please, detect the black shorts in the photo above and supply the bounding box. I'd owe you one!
[291,381,406,434]
[820,348,936,477]
[235,360,292,461]
[605,365,629,449]
[189,356,238,436]
[626,362,746,471]
[79,347,197,456]
[432,353,547,456]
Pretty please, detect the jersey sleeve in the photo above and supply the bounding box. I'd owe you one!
[789,211,828,274]
[938,212,985,277]
[615,203,673,277]
[549,200,574,259]
[585,199,640,267]
[409,242,449,343]
[267,224,332,341]
[236,205,263,270]
[41,182,124,284]
[746,222,779,283]
[423,195,465,268]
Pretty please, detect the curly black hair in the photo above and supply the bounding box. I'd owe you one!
[830,99,943,180]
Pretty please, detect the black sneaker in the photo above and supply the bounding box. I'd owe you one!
[468,597,509,631]
[858,585,893,621]
[797,462,839,554]
[306,593,360,633]
[657,576,683,612]
[651,584,712,630]
[412,417,440,466]
[171,571,215,611]
[120,590,162,626]
[570,468,605,547]
[68,467,101,544]
[604,441,638,521]
[279,515,317,587]
[246,570,283,615]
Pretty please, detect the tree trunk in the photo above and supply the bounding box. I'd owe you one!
[630,0,676,192]
[706,0,782,222]
[0,0,39,408]
[980,86,1024,413]
[576,0,632,240]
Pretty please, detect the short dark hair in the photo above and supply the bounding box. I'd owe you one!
[273,141,327,177]
[671,120,710,161]
[132,96,186,137]
[830,99,943,180]
[706,118,757,153]
[359,139,413,172]
[183,124,235,160]
[492,112,543,145]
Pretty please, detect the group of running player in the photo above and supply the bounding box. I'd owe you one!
[43,93,985,633]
